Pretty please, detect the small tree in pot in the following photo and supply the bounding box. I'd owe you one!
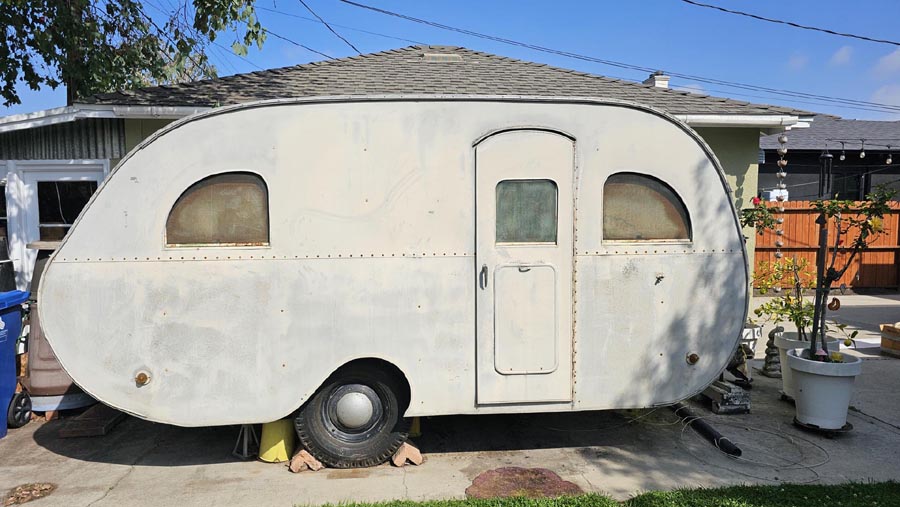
[785,185,895,431]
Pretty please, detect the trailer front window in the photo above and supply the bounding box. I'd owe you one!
[166,172,269,247]
[603,173,691,241]
[496,179,558,244]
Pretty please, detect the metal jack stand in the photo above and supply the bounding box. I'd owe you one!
[232,424,259,460]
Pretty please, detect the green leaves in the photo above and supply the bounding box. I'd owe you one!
[0,0,266,106]
[739,200,777,234]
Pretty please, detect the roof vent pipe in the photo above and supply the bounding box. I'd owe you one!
[643,71,670,89]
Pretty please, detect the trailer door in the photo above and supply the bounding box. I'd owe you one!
[475,129,574,404]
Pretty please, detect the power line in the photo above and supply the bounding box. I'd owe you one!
[262,28,334,60]
[209,40,265,71]
[684,85,900,116]
[256,6,425,45]
[680,0,900,47]
[297,0,361,54]
[231,14,873,115]
[338,0,900,114]
[141,0,265,73]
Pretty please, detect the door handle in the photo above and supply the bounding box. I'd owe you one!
[479,264,488,290]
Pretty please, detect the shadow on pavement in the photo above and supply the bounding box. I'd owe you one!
[30,408,672,466]
[31,418,240,466]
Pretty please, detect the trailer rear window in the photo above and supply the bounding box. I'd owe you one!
[603,173,690,241]
[166,172,269,247]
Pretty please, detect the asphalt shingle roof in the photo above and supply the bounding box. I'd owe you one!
[83,45,813,117]
[761,116,900,151]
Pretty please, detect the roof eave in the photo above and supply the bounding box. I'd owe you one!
[1,100,814,134]
[0,104,211,134]
[675,113,813,130]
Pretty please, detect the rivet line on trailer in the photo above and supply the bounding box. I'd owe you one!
[57,252,476,262]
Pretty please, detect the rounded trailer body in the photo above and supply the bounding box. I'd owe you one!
[39,97,748,427]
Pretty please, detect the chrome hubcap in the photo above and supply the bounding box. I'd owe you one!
[335,392,375,429]
[323,383,384,442]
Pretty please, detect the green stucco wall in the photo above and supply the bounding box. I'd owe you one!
[124,119,175,153]
[695,126,761,272]
[108,119,176,169]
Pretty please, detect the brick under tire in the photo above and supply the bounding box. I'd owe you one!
[294,364,410,468]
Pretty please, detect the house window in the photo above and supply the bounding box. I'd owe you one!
[166,172,269,246]
[603,173,690,241]
[37,181,98,241]
[496,179,558,244]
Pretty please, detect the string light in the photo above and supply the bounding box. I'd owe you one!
[860,139,866,159]
[839,142,846,161]
[887,146,893,165]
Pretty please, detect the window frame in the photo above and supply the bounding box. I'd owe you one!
[35,180,99,242]
[601,172,692,244]
[164,171,271,249]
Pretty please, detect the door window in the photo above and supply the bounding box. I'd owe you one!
[496,179,558,244]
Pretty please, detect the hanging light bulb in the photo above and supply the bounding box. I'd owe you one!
[860,139,866,159]
[888,146,893,165]
[840,142,846,161]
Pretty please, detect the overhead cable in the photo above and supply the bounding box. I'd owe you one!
[298,0,362,54]
[680,0,900,47]
[257,6,425,45]
[263,28,335,60]
[338,0,900,114]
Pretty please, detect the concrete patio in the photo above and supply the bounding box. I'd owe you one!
[1,293,898,506]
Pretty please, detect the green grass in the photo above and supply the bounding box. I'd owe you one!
[316,482,900,507]
[626,482,900,507]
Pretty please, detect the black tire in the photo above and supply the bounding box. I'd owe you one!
[7,391,32,429]
[295,364,410,468]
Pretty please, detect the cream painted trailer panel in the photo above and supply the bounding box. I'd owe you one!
[39,97,748,433]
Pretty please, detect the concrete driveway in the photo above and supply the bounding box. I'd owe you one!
[2,293,899,506]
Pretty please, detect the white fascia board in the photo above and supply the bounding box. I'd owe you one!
[75,104,211,119]
[675,114,804,129]
[0,106,117,133]
[0,104,209,134]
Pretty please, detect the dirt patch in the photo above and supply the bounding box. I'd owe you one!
[465,467,582,498]
[4,483,57,506]
[326,469,372,479]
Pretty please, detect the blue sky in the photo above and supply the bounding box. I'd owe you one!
[5,0,900,120]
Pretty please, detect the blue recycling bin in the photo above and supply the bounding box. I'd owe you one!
[0,290,29,439]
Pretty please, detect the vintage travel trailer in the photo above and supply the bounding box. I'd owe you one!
[39,96,748,467]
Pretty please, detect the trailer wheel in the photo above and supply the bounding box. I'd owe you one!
[7,392,32,428]
[294,364,410,468]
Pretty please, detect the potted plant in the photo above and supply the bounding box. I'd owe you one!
[784,186,895,431]
[751,258,840,400]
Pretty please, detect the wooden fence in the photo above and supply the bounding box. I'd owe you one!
[754,201,900,289]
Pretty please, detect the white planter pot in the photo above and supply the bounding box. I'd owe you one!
[786,348,861,430]
[774,332,839,399]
